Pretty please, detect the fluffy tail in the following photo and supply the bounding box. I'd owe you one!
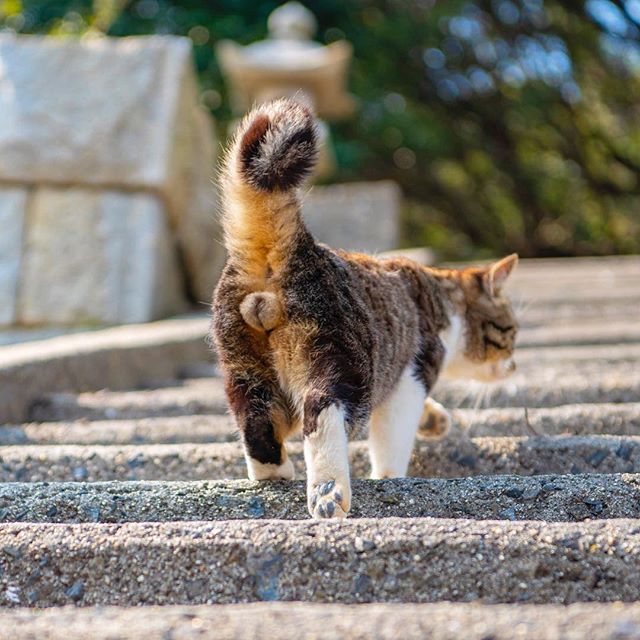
[220,98,318,278]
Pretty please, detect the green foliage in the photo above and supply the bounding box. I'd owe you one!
[3,0,640,258]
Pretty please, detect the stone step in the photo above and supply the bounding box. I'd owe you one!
[516,319,640,348]
[0,316,211,423]
[505,255,640,302]
[509,280,640,304]
[436,375,640,409]
[3,517,640,605]
[0,415,236,446]
[3,601,640,640]
[0,474,637,523]
[520,298,640,327]
[1,435,638,482]
[452,403,640,438]
[25,362,640,422]
[4,402,639,446]
[28,378,229,421]
[491,358,638,380]
[516,342,640,364]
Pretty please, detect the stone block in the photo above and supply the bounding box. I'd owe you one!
[0,35,185,190]
[0,34,221,303]
[18,188,186,325]
[0,189,27,325]
[302,181,401,253]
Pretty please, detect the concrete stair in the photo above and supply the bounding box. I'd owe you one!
[4,518,640,606]
[1,402,639,446]
[1,255,639,638]
[2,602,640,640]
[24,363,640,420]
[0,474,639,522]
[1,435,640,482]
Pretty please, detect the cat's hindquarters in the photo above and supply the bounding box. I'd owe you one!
[220,99,319,280]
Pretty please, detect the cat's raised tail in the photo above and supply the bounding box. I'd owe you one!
[220,98,318,278]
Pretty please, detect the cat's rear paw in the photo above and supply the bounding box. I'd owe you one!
[246,454,295,480]
[417,398,451,439]
[308,479,350,519]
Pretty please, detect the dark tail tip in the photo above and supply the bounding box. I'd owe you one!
[238,99,318,192]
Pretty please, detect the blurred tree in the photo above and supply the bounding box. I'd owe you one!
[2,0,639,259]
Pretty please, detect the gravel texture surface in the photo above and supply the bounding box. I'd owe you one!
[1,255,640,636]
[0,474,638,523]
[3,403,640,446]
[3,601,640,640]
[2,435,640,482]
[516,319,640,347]
[0,415,236,446]
[25,363,640,422]
[28,378,229,422]
[451,403,640,438]
[3,518,640,606]
[0,317,211,423]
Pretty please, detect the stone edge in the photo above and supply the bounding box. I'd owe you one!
[0,316,211,423]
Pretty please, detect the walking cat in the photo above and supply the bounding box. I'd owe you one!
[211,98,519,519]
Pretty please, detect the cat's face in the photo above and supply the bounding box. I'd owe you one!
[440,254,519,383]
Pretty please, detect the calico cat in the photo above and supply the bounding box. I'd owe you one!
[211,98,519,519]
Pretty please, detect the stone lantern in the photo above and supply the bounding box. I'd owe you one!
[216,2,355,177]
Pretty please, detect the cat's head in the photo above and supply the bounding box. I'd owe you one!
[439,254,519,383]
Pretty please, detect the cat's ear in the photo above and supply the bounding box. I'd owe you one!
[483,253,518,297]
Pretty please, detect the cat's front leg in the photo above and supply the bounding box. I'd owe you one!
[416,397,451,439]
[368,365,427,478]
[303,395,351,519]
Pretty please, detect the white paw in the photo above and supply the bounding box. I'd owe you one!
[308,479,350,519]
[246,454,295,480]
[417,399,451,439]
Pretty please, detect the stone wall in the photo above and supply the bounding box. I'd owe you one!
[0,35,221,326]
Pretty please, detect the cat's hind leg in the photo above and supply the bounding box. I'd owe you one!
[229,374,295,481]
[368,365,427,479]
[223,368,296,481]
[417,397,451,439]
[213,286,295,481]
[303,397,351,519]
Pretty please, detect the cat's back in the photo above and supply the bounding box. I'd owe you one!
[333,251,425,402]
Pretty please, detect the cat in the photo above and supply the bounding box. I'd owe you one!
[211,98,519,519]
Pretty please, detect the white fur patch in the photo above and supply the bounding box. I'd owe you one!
[439,312,516,382]
[304,404,351,517]
[368,364,427,478]
[304,405,350,485]
[245,453,295,481]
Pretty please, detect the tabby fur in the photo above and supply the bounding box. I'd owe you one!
[211,99,519,518]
